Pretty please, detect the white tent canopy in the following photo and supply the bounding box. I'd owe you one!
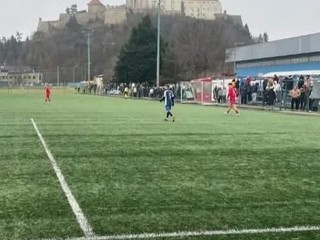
[263,70,320,78]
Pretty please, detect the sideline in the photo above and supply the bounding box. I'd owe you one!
[31,118,95,238]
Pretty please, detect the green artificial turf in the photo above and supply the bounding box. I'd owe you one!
[0,90,320,240]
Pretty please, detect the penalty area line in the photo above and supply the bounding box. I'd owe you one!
[37,225,320,240]
[31,118,95,238]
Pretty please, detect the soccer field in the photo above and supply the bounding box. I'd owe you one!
[1,90,320,240]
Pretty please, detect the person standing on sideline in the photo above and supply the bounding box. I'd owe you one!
[124,86,129,99]
[290,86,301,110]
[225,82,240,115]
[304,75,313,112]
[160,86,175,122]
[44,83,51,103]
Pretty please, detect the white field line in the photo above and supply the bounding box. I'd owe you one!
[31,118,95,238]
[29,122,320,240]
[38,225,320,240]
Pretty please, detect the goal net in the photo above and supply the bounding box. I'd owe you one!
[180,81,195,103]
[180,77,233,105]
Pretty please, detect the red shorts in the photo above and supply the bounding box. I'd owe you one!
[229,99,236,105]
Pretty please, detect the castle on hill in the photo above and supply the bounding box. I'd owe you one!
[37,0,242,33]
[37,0,127,32]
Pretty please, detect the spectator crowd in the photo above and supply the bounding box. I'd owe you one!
[76,74,319,112]
[105,82,181,100]
[212,75,318,111]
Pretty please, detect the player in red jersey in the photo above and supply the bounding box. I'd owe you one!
[44,84,51,102]
[225,82,240,115]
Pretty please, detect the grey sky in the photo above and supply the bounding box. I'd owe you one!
[0,0,319,40]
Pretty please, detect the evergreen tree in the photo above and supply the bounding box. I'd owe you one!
[114,15,165,84]
[263,32,269,42]
[258,34,264,43]
[66,15,81,32]
[15,32,23,42]
[0,14,253,84]
[243,24,252,39]
[70,4,78,15]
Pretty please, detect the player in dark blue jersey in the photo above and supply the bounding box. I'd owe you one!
[160,86,175,122]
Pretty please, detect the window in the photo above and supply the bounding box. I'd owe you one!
[309,55,320,62]
[275,59,290,65]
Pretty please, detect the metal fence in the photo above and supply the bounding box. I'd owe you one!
[180,78,320,112]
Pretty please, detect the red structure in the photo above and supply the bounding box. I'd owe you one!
[190,74,235,104]
[190,77,212,103]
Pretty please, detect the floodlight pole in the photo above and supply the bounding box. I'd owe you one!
[88,33,91,84]
[83,29,93,86]
[73,65,78,84]
[233,51,236,76]
[156,0,161,88]
[233,42,245,76]
[57,66,60,87]
[57,66,62,86]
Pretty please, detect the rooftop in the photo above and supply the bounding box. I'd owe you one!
[88,0,104,5]
[0,65,33,73]
[226,32,320,62]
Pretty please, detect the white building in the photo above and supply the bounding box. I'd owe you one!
[126,0,155,11]
[163,0,182,15]
[126,0,182,14]
[126,0,222,19]
[0,66,43,86]
[183,0,222,20]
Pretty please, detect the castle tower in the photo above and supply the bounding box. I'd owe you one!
[88,0,106,20]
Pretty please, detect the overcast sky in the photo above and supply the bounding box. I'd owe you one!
[0,0,319,41]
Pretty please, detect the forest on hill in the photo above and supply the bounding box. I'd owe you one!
[0,12,258,85]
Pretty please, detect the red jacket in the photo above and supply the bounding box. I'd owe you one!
[45,87,51,95]
[228,87,236,100]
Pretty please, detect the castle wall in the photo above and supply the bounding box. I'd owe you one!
[37,0,225,34]
[183,0,222,20]
[88,5,106,20]
[163,0,182,15]
[105,6,127,25]
[76,12,90,25]
[37,19,50,32]
[59,13,71,24]
[37,19,62,32]
[127,0,155,11]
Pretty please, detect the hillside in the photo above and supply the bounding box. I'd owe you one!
[0,13,253,84]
